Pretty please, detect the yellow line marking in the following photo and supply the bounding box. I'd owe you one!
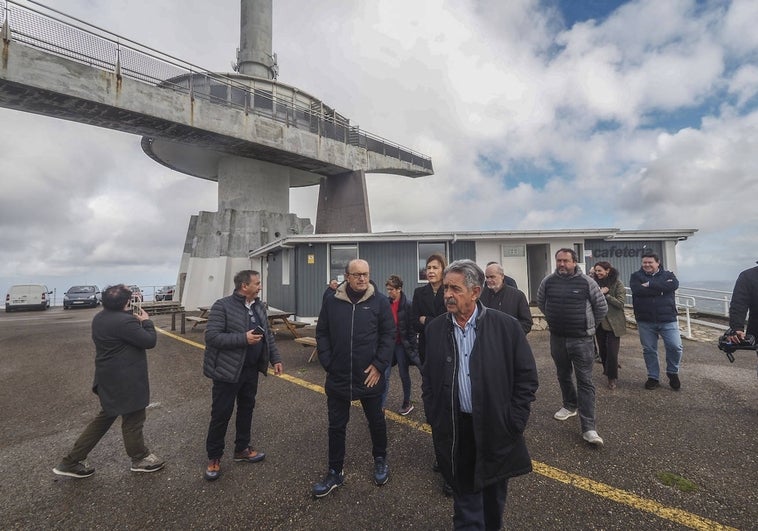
[531,462,737,531]
[158,326,736,530]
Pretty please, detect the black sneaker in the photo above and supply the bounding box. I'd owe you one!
[644,378,660,390]
[667,373,681,390]
[312,469,345,498]
[53,461,95,479]
[373,457,389,486]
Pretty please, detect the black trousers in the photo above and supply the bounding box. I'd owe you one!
[596,326,621,380]
[327,394,386,472]
[452,412,510,531]
[206,365,260,459]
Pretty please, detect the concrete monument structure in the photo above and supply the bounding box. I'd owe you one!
[0,0,433,308]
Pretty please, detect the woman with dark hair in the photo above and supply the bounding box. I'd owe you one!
[411,253,447,365]
[593,262,627,389]
[382,275,419,415]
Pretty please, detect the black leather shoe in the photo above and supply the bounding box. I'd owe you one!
[667,372,681,390]
[312,469,345,498]
[374,457,389,485]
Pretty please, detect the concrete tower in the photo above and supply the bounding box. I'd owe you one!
[0,0,433,309]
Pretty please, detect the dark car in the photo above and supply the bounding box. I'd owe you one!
[63,285,101,309]
[155,285,176,302]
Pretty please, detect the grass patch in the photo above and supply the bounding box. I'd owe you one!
[656,471,698,493]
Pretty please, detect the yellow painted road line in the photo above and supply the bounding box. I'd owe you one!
[158,327,736,530]
[531,462,737,531]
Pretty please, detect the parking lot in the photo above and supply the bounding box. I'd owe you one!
[0,307,755,530]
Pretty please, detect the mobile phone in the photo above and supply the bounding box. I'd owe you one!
[252,325,265,335]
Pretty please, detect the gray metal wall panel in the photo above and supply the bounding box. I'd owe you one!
[263,250,296,312]
[450,241,476,262]
[585,240,663,286]
[359,241,419,298]
[295,244,329,317]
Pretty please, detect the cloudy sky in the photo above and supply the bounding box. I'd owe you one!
[1,0,757,301]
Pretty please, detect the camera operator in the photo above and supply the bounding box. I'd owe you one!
[727,262,758,343]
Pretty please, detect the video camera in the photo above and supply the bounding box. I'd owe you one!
[717,329,757,362]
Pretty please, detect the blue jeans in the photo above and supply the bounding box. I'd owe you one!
[637,320,683,380]
[381,343,412,409]
[549,334,597,433]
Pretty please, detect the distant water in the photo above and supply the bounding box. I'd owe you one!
[678,280,735,317]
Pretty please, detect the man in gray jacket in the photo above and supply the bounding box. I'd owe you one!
[53,284,164,478]
[202,270,283,481]
[538,249,607,446]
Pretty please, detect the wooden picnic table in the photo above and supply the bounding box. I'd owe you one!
[267,308,306,338]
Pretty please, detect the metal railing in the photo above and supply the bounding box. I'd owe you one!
[624,287,732,340]
[1,0,432,171]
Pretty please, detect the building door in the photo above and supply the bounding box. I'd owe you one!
[526,244,550,304]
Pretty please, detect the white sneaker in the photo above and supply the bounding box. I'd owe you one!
[553,407,577,421]
[583,430,604,446]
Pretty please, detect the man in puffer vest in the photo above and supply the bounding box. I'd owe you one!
[538,248,607,446]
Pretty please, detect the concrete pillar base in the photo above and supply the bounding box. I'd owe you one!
[315,170,371,233]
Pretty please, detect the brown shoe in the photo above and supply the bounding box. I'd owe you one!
[233,447,265,463]
[204,458,220,481]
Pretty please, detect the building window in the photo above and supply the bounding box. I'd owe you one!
[329,244,358,282]
[418,242,447,282]
[574,243,585,262]
[282,248,290,286]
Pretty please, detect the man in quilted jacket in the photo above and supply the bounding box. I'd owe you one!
[202,270,283,481]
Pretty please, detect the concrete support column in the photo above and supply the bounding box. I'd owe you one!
[218,155,290,213]
[315,170,371,233]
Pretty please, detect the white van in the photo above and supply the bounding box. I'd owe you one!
[5,284,53,312]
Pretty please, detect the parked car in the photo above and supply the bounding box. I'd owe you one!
[155,285,176,301]
[63,285,101,309]
[5,284,52,312]
[128,285,143,302]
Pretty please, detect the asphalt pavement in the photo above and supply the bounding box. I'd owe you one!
[0,307,755,530]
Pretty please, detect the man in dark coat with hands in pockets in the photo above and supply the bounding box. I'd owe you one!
[423,260,539,530]
[312,259,395,498]
[53,284,164,478]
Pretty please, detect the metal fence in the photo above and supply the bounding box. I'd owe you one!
[1,0,432,171]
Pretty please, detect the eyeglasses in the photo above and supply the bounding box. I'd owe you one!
[348,272,369,279]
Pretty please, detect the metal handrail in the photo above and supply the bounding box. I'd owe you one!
[624,288,696,339]
[1,0,432,169]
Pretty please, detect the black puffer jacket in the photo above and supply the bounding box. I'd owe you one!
[537,267,607,337]
[316,281,395,400]
[630,268,679,323]
[203,292,281,382]
[421,303,538,493]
